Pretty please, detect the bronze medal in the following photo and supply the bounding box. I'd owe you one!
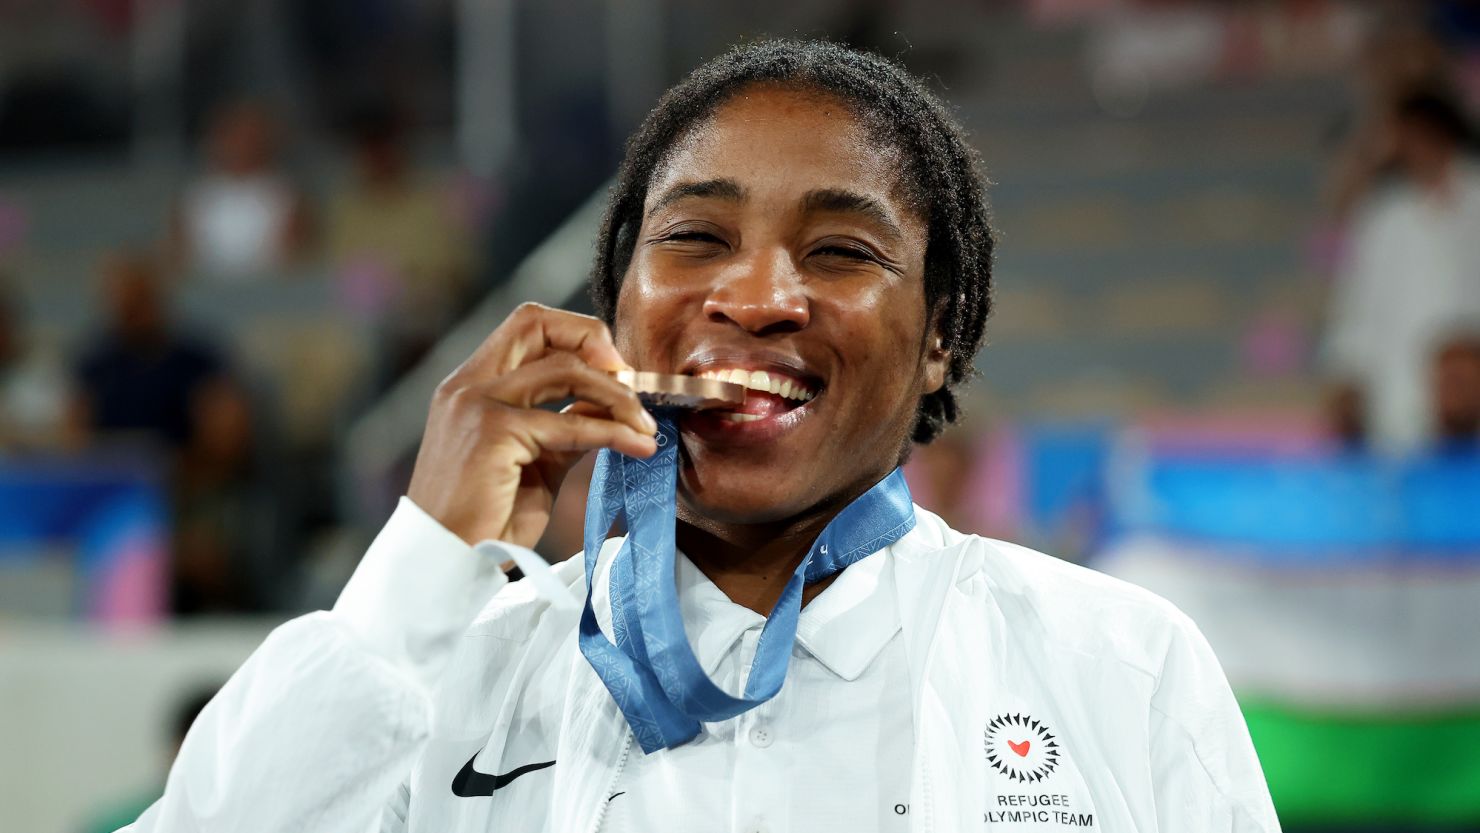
[611,371,745,410]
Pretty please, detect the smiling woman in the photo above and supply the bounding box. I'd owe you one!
[613,82,955,622]
[594,40,994,449]
[121,40,1279,833]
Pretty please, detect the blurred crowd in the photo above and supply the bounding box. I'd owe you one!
[8,5,1480,833]
[1319,12,1480,455]
[862,1,1480,540]
[0,94,480,615]
[3,0,1480,620]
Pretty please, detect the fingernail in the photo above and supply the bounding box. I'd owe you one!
[641,409,658,433]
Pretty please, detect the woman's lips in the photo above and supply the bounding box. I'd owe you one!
[673,361,824,442]
[719,389,796,420]
[680,387,819,441]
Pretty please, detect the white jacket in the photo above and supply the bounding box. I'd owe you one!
[125,498,1280,832]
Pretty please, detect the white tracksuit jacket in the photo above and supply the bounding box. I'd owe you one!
[123,497,1281,832]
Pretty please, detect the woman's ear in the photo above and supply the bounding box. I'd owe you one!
[921,333,950,396]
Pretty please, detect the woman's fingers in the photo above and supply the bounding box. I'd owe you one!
[409,302,652,546]
[506,407,658,460]
[485,352,657,437]
[456,303,629,382]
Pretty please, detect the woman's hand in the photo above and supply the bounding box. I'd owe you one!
[406,303,657,547]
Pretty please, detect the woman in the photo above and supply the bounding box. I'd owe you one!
[127,40,1278,832]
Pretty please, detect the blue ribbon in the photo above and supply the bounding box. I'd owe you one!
[578,412,917,753]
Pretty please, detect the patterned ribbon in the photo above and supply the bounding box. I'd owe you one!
[578,411,917,753]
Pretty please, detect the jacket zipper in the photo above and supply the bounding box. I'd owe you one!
[915,749,934,833]
[585,734,634,833]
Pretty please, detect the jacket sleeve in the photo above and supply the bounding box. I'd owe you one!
[121,497,514,833]
[1148,614,1283,833]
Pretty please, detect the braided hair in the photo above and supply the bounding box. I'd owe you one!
[591,38,994,444]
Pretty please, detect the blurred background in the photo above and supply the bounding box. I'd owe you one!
[1,0,1478,830]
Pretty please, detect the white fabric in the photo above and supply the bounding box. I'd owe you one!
[476,539,581,612]
[123,496,1280,833]
[182,174,296,278]
[1324,161,1480,453]
[601,543,913,833]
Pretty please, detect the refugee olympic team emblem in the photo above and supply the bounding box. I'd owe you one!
[984,713,1061,783]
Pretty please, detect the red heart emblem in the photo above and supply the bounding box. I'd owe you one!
[1008,739,1031,757]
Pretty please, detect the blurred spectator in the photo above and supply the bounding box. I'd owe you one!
[72,252,260,613]
[0,279,73,452]
[1324,24,1454,221]
[75,682,220,833]
[1433,330,1480,449]
[171,373,262,615]
[1325,380,1366,449]
[328,103,475,384]
[72,253,237,453]
[168,100,312,280]
[1322,91,1480,453]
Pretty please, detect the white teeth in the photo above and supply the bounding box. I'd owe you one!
[722,412,764,423]
[692,367,815,402]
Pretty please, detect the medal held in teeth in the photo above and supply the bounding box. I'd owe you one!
[610,371,745,410]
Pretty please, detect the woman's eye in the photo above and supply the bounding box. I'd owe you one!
[663,230,723,244]
[814,245,875,262]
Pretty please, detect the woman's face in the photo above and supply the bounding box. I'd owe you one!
[614,84,947,525]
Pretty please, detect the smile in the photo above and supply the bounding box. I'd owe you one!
[693,368,815,422]
[677,359,824,440]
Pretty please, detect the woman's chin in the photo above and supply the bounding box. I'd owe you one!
[676,467,815,528]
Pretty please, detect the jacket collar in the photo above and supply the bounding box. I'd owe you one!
[795,547,900,681]
[587,503,967,672]
[604,545,902,683]
[559,509,975,833]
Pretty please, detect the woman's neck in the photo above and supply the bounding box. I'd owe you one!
[671,458,907,615]
[675,501,844,616]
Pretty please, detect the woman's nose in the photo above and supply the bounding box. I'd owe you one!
[701,248,810,335]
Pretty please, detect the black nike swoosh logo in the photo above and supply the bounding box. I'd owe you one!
[451,753,556,797]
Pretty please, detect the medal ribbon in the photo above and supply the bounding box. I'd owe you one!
[578,412,916,753]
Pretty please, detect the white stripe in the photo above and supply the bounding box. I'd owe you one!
[1098,534,1480,707]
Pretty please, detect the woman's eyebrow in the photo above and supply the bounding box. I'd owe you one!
[801,188,904,245]
[647,178,746,217]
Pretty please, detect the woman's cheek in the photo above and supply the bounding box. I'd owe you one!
[616,267,699,362]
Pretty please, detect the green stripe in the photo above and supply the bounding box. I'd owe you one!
[1240,699,1480,825]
